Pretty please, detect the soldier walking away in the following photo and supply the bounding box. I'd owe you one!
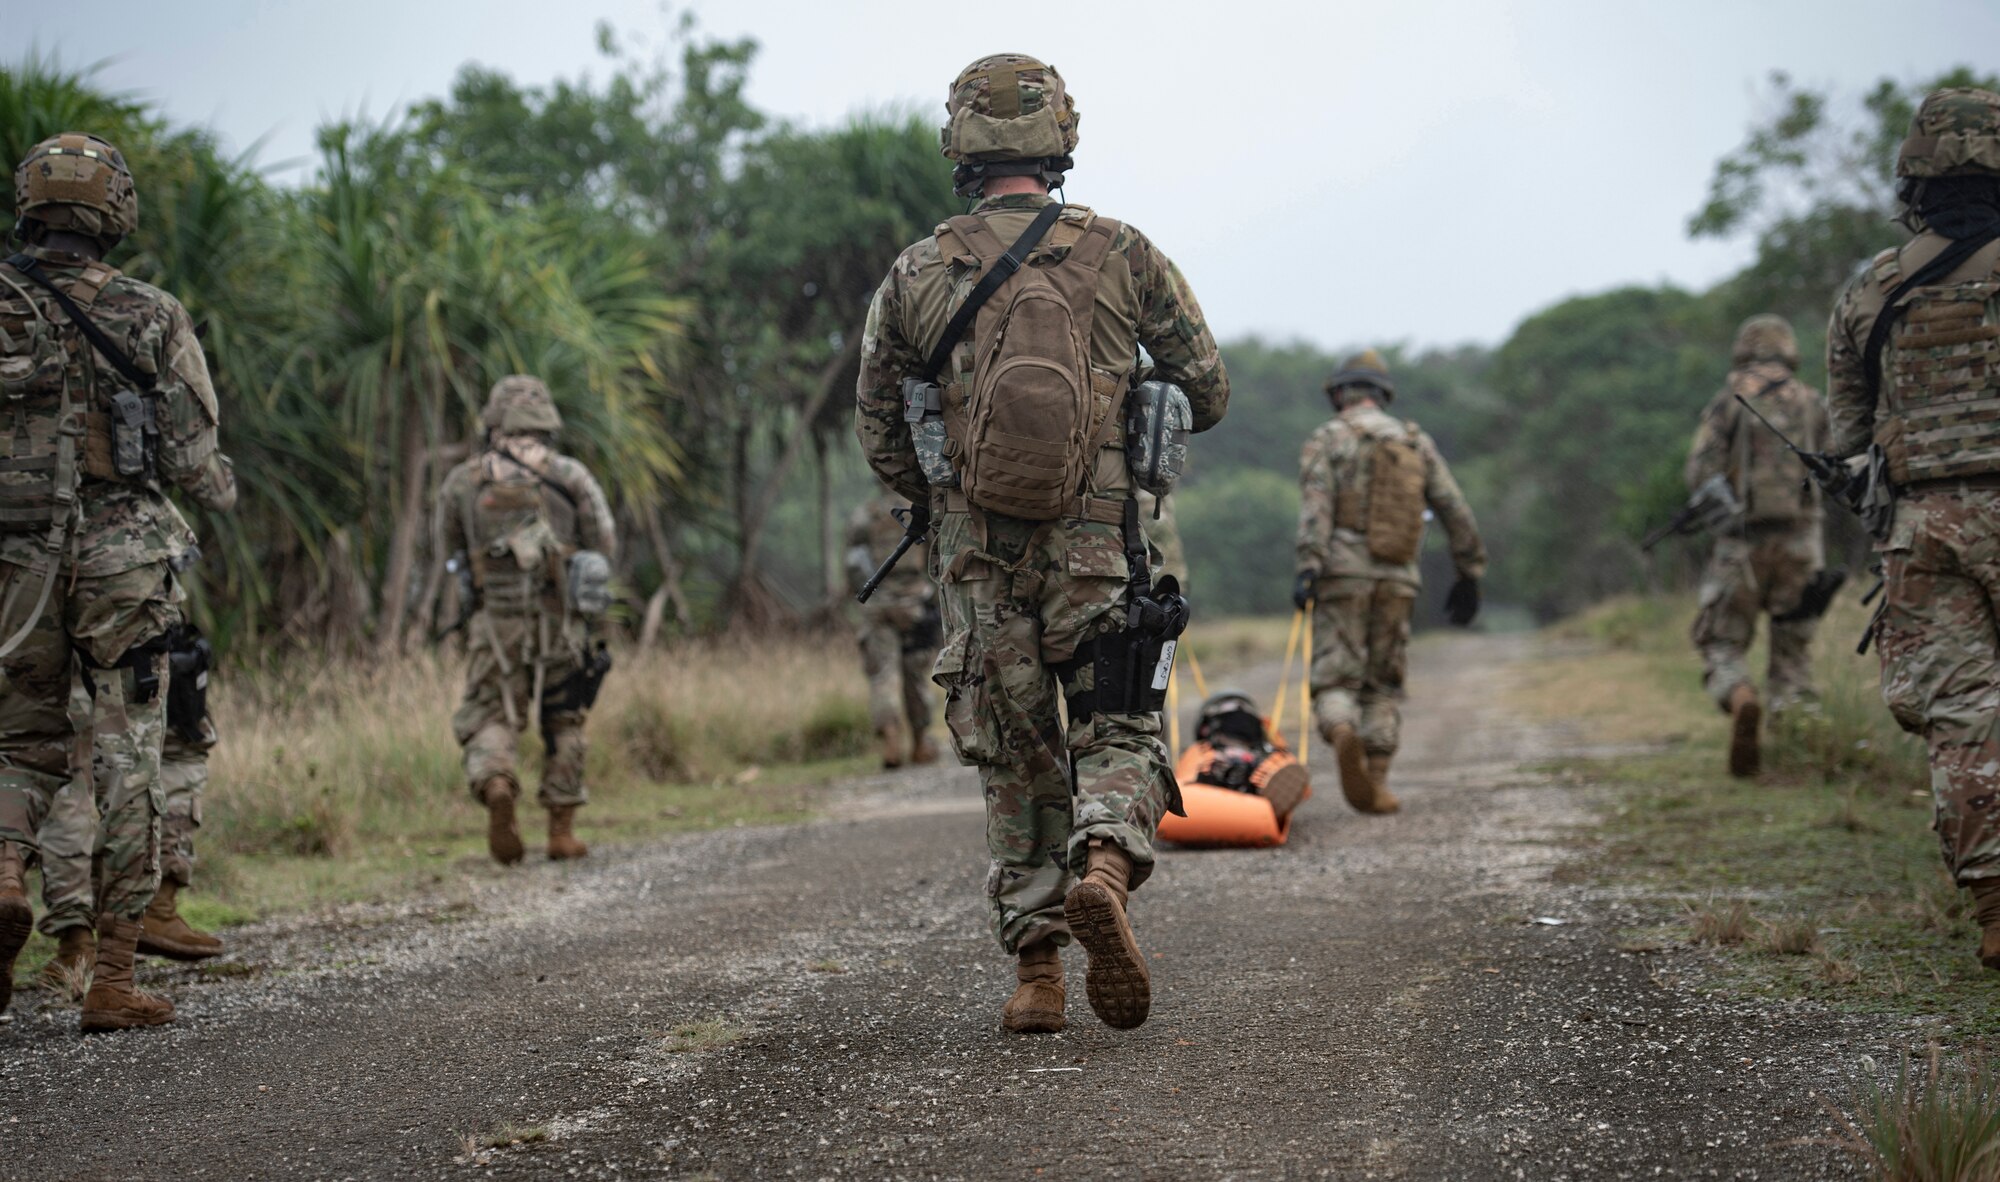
[1294,350,1485,815]
[0,133,237,1032]
[1826,87,2000,971]
[846,490,941,768]
[857,54,1228,1034]
[437,376,616,866]
[1686,315,1833,778]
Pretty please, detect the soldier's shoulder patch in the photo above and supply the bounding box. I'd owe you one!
[1870,246,1903,285]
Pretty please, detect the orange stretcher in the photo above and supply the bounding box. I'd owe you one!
[1157,615,1316,848]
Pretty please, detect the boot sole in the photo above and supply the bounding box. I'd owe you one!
[1063,882,1150,1030]
[1729,700,1762,778]
[0,895,30,1013]
[1259,763,1311,820]
[488,796,525,865]
[137,933,223,961]
[546,846,589,861]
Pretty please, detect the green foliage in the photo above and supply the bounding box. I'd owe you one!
[1836,1046,2000,1182]
[1177,467,1299,618]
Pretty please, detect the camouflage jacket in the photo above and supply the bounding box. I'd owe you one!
[1295,401,1485,587]
[845,493,933,609]
[1828,230,2000,458]
[1684,362,1827,526]
[856,193,1229,509]
[0,245,235,577]
[435,437,615,613]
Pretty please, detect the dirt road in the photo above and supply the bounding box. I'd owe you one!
[1,634,1870,1179]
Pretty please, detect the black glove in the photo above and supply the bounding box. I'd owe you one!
[1292,569,1317,611]
[1445,575,1480,627]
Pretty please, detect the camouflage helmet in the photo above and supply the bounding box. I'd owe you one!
[1731,314,1799,368]
[1896,88,2000,179]
[1323,349,1397,401]
[13,133,138,246]
[941,54,1080,197]
[481,374,563,435]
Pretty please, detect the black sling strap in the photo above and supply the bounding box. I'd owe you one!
[4,253,154,391]
[917,201,1065,382]
[1862,228,2000,402]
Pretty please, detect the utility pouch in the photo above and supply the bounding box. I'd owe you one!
[109,388,153,478]
[166,626,212,743]
[566,549,612,616]
[902,376,957,488]
[1125,380,1192,497]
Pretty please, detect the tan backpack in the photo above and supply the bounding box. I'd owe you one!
[938,206,1121,520]
[1335,420,1428,565]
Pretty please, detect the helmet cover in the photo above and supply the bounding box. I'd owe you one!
[13,132,138,244]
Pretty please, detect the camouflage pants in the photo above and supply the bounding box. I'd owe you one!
[0,559,176,925]
[857,604,937,744]
[34,681,95,935]
[933,510,1173,955]
[1692,525,1824,711]
[1876,493,2000,885]
[453,611,590,810]
[1309,576,1417,756]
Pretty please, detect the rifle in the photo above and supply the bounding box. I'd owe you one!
[1732,394,1867,515]
[1640,474,1742,551]
[856,502,931,605]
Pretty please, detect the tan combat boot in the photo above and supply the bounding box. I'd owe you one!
[546,805,589,861]
[879,720,910,769]
[480,775,525,865]
[1365,753,1403,814]
[1062,840,1150,1029]
[1330,723,1375,814]
[81,916,174,1033]
[1001,936,1066,1034]
[138,881,224,961]
[0,841,30,1015]
[1727,684,1762,778]
[41,925,95,1000]
[910,733,941,766]
[1971,879,2000,971]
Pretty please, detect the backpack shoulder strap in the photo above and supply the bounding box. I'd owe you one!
[1863,229,2000,401]
[1063,215,1119,277]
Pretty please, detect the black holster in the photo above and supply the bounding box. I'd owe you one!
[165,626,213,742]
[541,641,613,739]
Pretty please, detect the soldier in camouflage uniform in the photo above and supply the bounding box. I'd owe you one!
[1294,350,1484,815]
[436,376,616,866]
[0,134,237,1031]
[846,491,940,768]
[857,55,1228,1034]
[1826,88,2000,969]
[1685,315,1832,778]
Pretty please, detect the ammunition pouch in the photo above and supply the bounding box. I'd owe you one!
[1124,380,1191,498]
[540,642,613,739]
[902,377,958,488]
[107,388,156,479]
[165,626,212,742]
[565,549,612,616]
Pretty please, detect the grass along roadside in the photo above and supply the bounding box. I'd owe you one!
[1516,593,2000,1039]
[12,632,879,991]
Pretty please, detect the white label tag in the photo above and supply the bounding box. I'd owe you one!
[1150,639,1177,691]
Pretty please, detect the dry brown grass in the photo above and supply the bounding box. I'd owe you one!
[1687,898,1753,946]
[189,631,873,909]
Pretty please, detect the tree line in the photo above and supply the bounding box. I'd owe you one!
[2,36,1991,648]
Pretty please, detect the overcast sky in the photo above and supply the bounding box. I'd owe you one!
[10,0,1991,348]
